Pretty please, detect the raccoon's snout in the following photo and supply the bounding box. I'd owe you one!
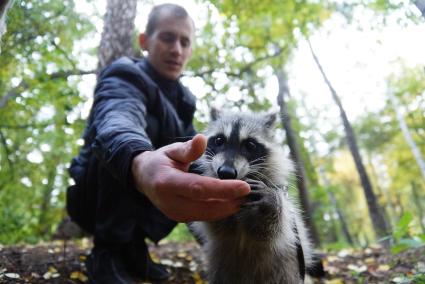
[217,165,237,180]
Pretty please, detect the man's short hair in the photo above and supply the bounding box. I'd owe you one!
[145,3,193,37]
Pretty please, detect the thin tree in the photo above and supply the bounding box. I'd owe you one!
[0,0,13,46]
[414,0,425,18]
[388,92,425,180]
[308,39,390,241]
[410,181,425,233]
[98,0,138,69]
[275,68,321,246]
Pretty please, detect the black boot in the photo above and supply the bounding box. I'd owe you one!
[123,240,170,281]
[85,244,135,284]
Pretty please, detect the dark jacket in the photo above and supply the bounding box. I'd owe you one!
[67,57,196,240]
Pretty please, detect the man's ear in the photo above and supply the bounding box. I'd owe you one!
[139,33,148,50]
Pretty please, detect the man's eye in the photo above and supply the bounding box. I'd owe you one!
[181,39,190,48]
[160,34,175,43]
[214,135,226,146]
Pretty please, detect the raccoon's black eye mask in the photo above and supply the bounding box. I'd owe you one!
[207,134,268,163]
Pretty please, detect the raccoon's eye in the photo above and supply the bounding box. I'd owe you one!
[244,139,257,151]
[214,135,226,146]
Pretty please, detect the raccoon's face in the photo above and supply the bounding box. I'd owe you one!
[201,111,277,182]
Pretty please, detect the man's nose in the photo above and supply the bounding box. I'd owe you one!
[171,41,182,55]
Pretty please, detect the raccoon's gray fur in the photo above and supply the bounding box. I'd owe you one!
[192,110,314,284]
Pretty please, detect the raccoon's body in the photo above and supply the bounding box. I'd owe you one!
[192,110,314,284]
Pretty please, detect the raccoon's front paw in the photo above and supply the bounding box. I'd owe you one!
[243,179,280,215]
[239,179,281,240]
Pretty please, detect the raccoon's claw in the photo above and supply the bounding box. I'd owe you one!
[244,191,264,204]
[245,179,267,191]
[243,188,276,208]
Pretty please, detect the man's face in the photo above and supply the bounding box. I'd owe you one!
[140,13,194,80]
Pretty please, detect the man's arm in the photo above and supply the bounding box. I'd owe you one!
[132,134,251,222]
[88,61,155,190]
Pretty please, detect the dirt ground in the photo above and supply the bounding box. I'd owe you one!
[0,239,424,283]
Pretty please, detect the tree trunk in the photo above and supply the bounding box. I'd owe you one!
[275,68,320,246]
[388,92,425,180]
[411,181,425,233]
[308,39,390,241]
[298,93,355,245]
[98,0,138,69]
[38,168,57,235]
[0,0,13,44]
[319,167,354,245]
[415,0,425,18]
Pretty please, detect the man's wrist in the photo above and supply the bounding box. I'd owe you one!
[131,151,151,194]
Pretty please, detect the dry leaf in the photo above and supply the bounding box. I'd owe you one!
[347,264,367,273]
[5,273,20,279]
[377,264,390,271]
[43,266,60,279]
[70,271,88,282]
[364,257,376,264]
[192,271,204,284]
[325,279,344,284]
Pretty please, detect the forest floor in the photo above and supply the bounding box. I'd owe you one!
[0,239,424,284]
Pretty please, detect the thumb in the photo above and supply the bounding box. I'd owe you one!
[165,134,207,164]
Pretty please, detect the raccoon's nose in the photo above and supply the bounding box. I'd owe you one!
[217,165,238,180]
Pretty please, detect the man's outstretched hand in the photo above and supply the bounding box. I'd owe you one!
[131,134,250,222]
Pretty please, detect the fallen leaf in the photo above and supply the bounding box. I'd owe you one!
[326,255,339,262]
[160,259,173,266]
[377,264,390,271]
[192,271,204,284]
[43,266,60,279]
[365,257,376,264]
[347,264,367,273]
[70,271,88,282]
[337,249,350,258]
[416,262,425,272]
[325,279,344,284]
[5,273,20,279]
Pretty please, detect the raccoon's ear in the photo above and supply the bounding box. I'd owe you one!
[210,107,221,121]
[263,112,277,128]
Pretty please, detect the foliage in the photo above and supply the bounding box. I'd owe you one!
[0,0,94,244]
[388,212,425,254]
[165,224,195,242]
[0,0,424,252]
[188,0,332,111]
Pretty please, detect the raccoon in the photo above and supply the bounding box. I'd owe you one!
[192,109,315,284]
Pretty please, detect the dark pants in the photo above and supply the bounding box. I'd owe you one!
[67,155,177,245]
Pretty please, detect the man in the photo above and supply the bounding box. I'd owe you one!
[66,3,250,284]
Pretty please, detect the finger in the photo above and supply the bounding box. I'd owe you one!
[168,197,244,222]
[166,172,250,200]
[164,134,207,164]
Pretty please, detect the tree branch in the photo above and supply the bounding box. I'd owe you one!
[0,122,50,129]
[189,46,284,79]
[0,68,97,109]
